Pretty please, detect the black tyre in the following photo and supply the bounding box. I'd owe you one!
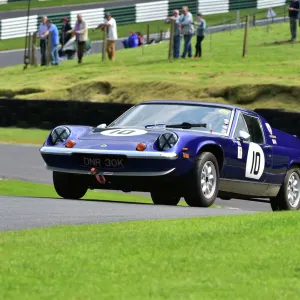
[270,167,300,211]
[184,152,220,207]
[150,191,181,206]
[53,171,88,199]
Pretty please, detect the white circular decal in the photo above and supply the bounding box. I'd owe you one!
[245,142,265,180]
[100,129,147,136]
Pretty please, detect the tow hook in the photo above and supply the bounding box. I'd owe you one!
[90,168,106,184]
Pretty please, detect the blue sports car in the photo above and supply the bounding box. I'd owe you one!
[40,100,300,211]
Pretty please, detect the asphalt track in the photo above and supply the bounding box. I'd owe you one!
[0,196,255,231]
[0,143,272,231]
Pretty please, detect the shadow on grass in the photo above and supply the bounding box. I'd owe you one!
[259,39,300,47]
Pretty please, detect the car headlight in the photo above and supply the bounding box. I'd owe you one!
[157,132,178,151]
[50,126,71,145]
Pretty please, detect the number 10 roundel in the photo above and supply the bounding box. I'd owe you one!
[245,142,265,180]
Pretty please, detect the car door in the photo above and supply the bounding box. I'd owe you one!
[224,112,273,183]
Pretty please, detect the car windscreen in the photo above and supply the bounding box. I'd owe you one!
[110,104,233,135]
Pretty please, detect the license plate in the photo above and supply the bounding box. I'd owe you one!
[79,155,125,168]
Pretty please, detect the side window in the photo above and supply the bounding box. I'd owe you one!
[243,114,265,144]
[233,114,249,139]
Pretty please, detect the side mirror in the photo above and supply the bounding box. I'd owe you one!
[97,123,107,128]
[238,130,250,142]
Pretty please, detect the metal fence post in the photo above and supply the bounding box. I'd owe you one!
[236,10,240,28]
[168,20,174,62]
[102,27,107,61]
[28,33,32,65]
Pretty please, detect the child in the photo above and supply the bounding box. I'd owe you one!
[193,13,206,58]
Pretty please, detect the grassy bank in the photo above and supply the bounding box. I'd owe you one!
[0,179,154,204]
[1,23,299,111]
[1,211,300,299]
[0,7,286,51]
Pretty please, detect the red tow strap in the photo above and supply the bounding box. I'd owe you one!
[90,168,106,184]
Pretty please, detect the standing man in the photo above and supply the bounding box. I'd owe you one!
[288,0,300,41]
[36,16,48,66]
[179,6,194,58]
[193,13,206,59]
[67,14,88,64]
[164,9,181,59]
[40,20,60,66]
[94,12,118,61]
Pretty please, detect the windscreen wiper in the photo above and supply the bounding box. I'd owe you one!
[166,122,207,129]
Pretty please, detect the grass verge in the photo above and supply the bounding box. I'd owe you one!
[1,23,299,111]
[0,179,153,204]
[1,211,300,299]
[0,127,50,144]
[0,7,285,51]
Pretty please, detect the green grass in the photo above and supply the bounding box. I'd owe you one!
[0,179,154,204]
[1,22,299,111]
[0,127,50,144]
[0,6,287,51]
[1,212,300,299]
[0,0,117,12]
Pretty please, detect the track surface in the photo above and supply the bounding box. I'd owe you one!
[0,196,254,231]
[0,143,272,214]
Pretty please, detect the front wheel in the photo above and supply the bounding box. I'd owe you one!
[270,167,300,211]
[53,171,88,200]
[184,152,220,207]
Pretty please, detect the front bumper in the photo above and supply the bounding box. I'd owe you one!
[40,146,180,177]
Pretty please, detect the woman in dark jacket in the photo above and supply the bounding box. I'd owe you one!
[59,17,72,58]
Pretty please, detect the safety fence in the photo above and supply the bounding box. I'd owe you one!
[0,99,299,138]
[0,0,290,40]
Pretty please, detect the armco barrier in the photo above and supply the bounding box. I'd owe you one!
[0,0,290,40]
[199,0,229,15]
[0,99,299,137]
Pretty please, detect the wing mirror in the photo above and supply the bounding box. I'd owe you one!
[97,123,107,128]
[238,130,250,142]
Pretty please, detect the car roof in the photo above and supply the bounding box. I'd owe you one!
[139,100,255,115]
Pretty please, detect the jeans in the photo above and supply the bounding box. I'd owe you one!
[40,39,47,65]
[51,44,59,65]
[181,34,192,58]
[290,17,297,40]
[195,36,205,57]
[173,35,181,58]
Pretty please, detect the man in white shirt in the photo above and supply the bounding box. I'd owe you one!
[36,16,48,66]
[94,12,118,61]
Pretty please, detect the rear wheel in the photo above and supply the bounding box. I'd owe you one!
[150,191,181,206]
[184,152,220,207]
[270,167,300,211]
[53,171,88,199]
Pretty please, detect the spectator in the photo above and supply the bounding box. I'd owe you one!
[122,32,139,49]
[94,12,118,61]
[67,14,88,64]
[193,13,206,58]
[60,17,72,47]
[137,32,145,46]
[179,6,194,58]
[40,20,60,66]
[164,9,181,59]
[36,16,48,66]
[288,0,300,41]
